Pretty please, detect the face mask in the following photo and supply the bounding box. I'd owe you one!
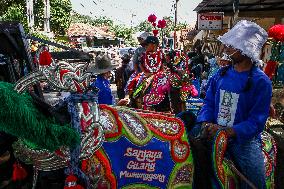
[221,50,238,64]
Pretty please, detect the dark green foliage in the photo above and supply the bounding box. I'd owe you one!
[0,82,80,151]
[71,11,114,28]
[50,0,72,35]
[0,0,72,35]
[0,4,29,31]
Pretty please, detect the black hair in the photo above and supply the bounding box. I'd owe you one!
[145,36,159,45]
[243,67,254,92]
[220,65,254,92]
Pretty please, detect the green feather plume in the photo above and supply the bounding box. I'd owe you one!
[0,82,80,151]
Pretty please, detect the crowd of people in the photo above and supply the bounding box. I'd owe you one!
[89,20,280,189]
[2,18,280,189]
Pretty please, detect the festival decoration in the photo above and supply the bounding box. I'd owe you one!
[98,107,193,189]
[39,50,52,66]
[0,81,80,151]
[153,29,159,37]
[147,14,167,38]
[147,14,157,23]
[157,19,167,29]
[6,46,277,189]
[12,162,27,181]
[64,175,84,189]
[265,24,284,82]
[268,24,284,42]
[143,50,162,73]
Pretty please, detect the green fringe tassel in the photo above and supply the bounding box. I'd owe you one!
[0,82,80,151]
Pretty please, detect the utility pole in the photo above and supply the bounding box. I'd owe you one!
[131,13,136,28]
[26,0,34,31]
[44,0,51,33]
[232,0,240,25]
[174,0,179,49]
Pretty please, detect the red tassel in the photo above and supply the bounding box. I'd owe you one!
[39,51,52,66]
[64,175,85,189]
[12,162,27,181]
[81,159,88,172]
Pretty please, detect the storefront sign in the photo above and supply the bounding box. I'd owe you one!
[198,13,223,30]
[103,137,174,188]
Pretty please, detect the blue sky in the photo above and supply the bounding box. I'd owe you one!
[70,0,202,27]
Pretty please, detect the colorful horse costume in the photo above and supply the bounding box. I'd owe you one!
[0,48,277,189]
[127,49,197,114]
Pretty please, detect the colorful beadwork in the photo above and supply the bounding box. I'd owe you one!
[172,163,193,186]
[74,101,104,160]
[144,50,162,73]
[171,140,190,162]
[117,108,152,145]
[212,130,228,187]
[99,104,122,138]
[140,113,184,140]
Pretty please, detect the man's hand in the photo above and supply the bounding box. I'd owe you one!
[206,123,223,138]
[117,98,129,106]
[269,104,276,119]
[203,122,236,139]
[225,127,236,138]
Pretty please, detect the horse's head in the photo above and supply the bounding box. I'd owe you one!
[14,46,92,94]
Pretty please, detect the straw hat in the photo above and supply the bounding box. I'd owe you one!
[87,54,119,74]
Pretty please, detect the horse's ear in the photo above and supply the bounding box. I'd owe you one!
[212,129,228,188]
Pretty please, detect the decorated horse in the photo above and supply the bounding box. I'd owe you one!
[0,47,277,189]
[126,47,198,114]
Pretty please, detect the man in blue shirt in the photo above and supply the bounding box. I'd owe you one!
[92,72,113,105]
[194,20,272,189]
[89,54,118,105]
[89,54,129,106]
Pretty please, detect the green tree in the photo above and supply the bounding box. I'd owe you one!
[50,0,72,35]
[71,12,114,28]
[0,4,28,30]
[0,0,23,15]
[111,25,135,46]
[135,20,153,33]
[0,0,72,35]
[92,16,114,27]
[71,11,93,24]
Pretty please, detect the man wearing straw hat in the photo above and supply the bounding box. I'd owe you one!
[195,20,272,188]
[89,54,120,105]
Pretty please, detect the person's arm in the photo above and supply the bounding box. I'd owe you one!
[232,80,272,143]
[132,49,140,72]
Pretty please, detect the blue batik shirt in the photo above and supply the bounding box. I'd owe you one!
[197,66,272,143]
[91,75,113,105]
